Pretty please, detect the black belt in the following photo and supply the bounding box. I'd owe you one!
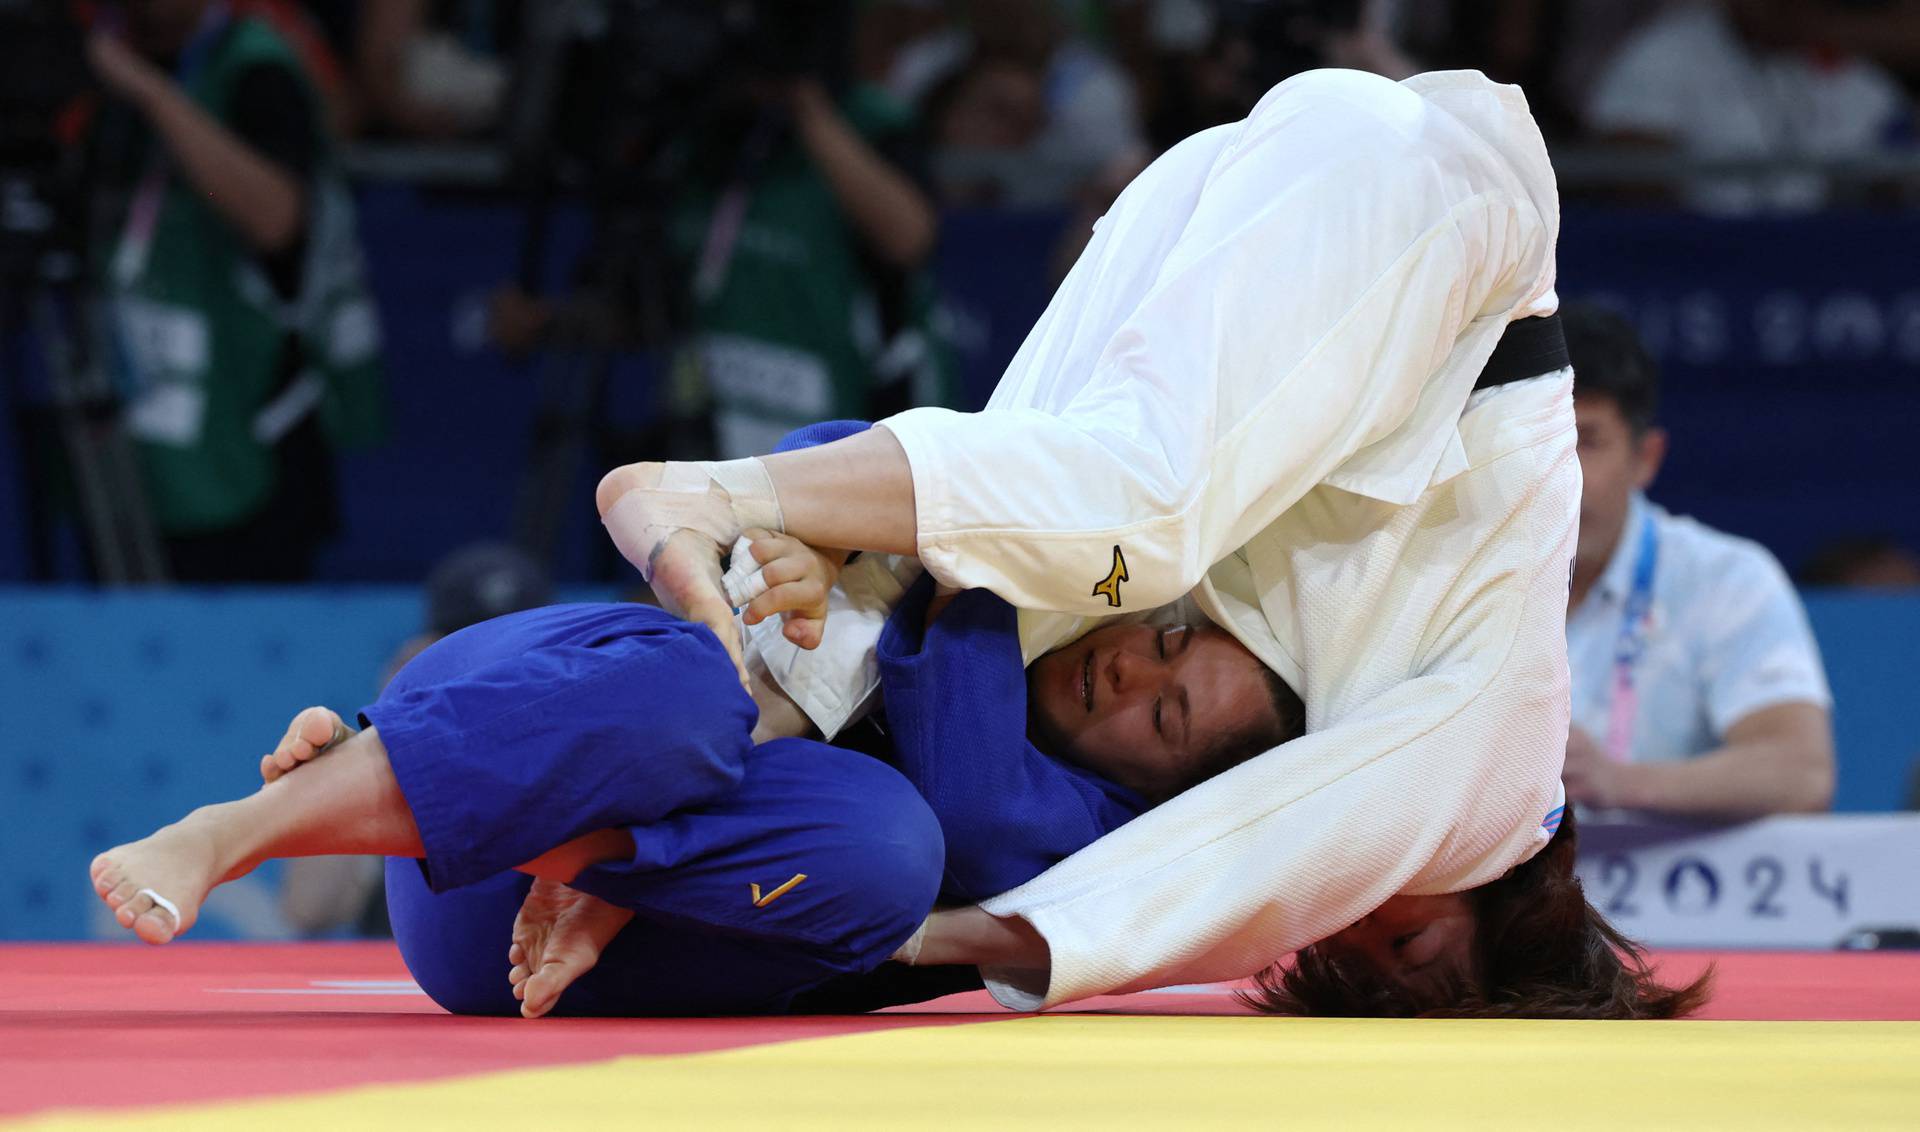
[1474,312,1569,389]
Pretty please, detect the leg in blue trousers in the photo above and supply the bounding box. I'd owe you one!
[386,738,944,1016]
[365,603,943,1015]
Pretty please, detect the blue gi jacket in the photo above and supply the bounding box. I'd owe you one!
[775,421,1146,903]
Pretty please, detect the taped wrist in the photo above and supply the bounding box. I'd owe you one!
[602,459,784,582]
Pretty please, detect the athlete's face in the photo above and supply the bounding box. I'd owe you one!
[1574,394,1666,576]
[1027,621,1281,802]
[1315,892,1478,1006]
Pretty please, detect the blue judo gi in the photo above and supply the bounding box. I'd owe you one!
[372,427,1146,1017]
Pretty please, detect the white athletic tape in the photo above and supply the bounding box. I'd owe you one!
[705,458,784,533]
[138,888,181,930]
[601,460,784,583]
[721,535,770,609]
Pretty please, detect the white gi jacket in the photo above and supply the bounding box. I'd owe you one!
[750,69,1576,1010]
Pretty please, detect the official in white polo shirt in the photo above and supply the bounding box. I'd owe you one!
[1560,304,1835,817]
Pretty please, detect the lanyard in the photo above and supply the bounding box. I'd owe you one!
[111,4,233,287]
[693,114,781,304]
[1605,511,1660,762]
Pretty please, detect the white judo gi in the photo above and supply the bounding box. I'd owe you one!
[747,68,1577,1010]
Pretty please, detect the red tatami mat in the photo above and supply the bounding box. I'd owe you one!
[4,944,1917,1120]
[0,943,992,1118]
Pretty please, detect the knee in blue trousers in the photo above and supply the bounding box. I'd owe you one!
[387,738,945,1017]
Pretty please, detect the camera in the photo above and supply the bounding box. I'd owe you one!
[0,0,93,279]
[510,0,852,191]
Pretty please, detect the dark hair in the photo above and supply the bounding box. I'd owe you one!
[1243,807,1714,1019]
[1564,303,1661,435]
[1798,536,1920,588]
[1183,666,1307,791]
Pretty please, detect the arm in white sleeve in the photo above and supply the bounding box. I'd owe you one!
[976,621,1568,1010]
[881,70,1553,614]
[971,405,1581,1010]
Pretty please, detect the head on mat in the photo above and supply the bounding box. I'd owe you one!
[1027,619,1305,804]
[1246,806,1713,1020]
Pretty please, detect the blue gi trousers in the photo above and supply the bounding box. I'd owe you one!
[364,604,945,1017]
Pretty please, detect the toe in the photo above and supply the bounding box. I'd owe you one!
[116,888,151,927]
[91,857,120,895]
[105,876,142,909]
[133,906,177,945]
[295,706,344,750]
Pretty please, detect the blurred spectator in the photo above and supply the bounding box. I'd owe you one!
[353,0,521,140]
[280,541,553,937]
[1800,537,1920,589]
[857,0,956,86]
[1393,0,1674,139]
[1797,0,1920,92]
[1583,0,1913,212]
[1142,0,1416,154]
[897,0,1149,205]
[923,56,1063,204]
[85,0,386,582]
[1560,304,1835,817]
[231,0,357,137]
[494,1,954,459]
[382,540,556,680]
[678,66,954,456]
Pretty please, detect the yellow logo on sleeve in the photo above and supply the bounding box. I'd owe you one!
[1092,545,1129,608]
[750,874,808,908]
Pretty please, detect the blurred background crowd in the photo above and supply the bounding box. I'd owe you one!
[2,0,1918,943]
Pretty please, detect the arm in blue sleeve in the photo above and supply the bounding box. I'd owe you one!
[774,420,873,454]
[876,581,1145,903]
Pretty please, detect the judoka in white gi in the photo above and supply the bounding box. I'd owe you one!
[597,69,1693,1015]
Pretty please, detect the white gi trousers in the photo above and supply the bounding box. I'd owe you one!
[751,69,1577,1010]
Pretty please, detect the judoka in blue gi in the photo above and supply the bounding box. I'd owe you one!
[88,424,1302,1017]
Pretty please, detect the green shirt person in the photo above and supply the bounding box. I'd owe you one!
[88,2,383,580]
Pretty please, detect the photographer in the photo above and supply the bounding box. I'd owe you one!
[493,0,953,461]
[87,0,383,582]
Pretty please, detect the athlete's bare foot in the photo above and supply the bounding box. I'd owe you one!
[90,810,240,944]
[262,705,356,783]
[507,878,635,1019]
[95,725,423,946]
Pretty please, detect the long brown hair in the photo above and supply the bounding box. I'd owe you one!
[1245,807,1713,1019]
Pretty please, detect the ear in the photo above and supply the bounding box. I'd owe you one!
[1632,427,1668,492]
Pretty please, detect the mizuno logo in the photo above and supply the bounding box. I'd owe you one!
[1092,544,1129,608]
[750,874,807,907]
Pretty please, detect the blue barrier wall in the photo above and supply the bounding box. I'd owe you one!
[2,587,1915,941]
[3,199,1916,585]
[0,586,612,942]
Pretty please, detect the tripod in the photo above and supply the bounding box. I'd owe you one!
[499,0,724,573]
[0,175,166,583]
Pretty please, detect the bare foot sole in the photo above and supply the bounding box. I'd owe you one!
[262,705,355,784]
[89,817,230,945]
[507,878,635,1019]
[647,530,751,689]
